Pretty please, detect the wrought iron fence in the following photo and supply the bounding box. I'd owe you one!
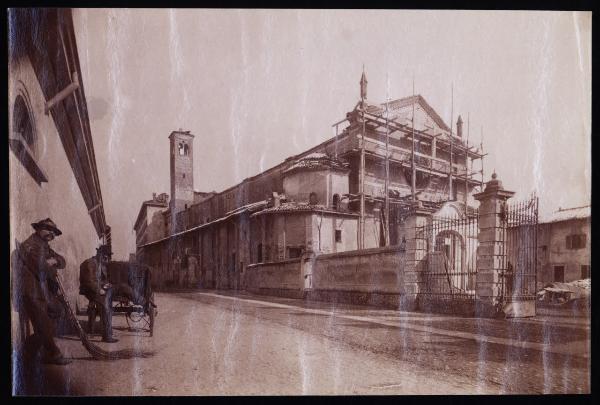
[500,194,539,303]
[413,193,539,312]
[417,210,479,303]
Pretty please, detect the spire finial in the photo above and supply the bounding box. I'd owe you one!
[360,65,368,101]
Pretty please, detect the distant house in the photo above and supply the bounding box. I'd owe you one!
[133,193,170,248]
[537,206,590,285]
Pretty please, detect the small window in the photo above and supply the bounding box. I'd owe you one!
[288,247,302,259]
[309,192,318,205]
[178,143,185,156]
[581,265,590,279]
[183,173,185,179]
[335,229,342,243]
[257,243,263,262]
[184,204,188,210]
[554,266,564,282]
[332,194,340,210]
[566,234,586,250]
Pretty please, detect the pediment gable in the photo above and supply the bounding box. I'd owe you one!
[365,95,451,134]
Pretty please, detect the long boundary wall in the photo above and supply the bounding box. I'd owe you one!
[244,258,303,299]
[307,246,406,307]
[244,246,406,307]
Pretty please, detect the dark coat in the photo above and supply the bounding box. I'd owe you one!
[14,233,66,306]
[79,257,108,297]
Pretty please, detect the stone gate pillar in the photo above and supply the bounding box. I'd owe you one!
[398,201,431,310]
[473,173,515,317]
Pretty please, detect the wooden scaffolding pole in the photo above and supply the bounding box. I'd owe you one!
[358,110,484,159]
[384,78,390,246]
[449,83,454,201]
[359,66,367,249]
[465,112,470,214]
[411,78,417,201]
[480,126,485,190]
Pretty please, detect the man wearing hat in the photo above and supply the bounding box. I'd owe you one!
[79,245,118,343]
[14,218,71,365]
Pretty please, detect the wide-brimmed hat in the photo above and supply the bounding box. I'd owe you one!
[31,218,62,236]
[96,244,112,257]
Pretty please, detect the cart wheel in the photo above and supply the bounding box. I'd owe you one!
[125,306,149,331]
[148,292,156,336]
[149,306,155,337]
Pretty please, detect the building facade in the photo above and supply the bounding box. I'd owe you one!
[537,206,591,285]
[133,193,169,247]
[9,8,109,361]
[134,72,483,290]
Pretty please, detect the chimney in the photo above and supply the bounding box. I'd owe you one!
[272,192,281,208]
[456,115,463,138]
[152,192,157,200]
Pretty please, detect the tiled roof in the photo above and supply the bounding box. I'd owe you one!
[283,153,349,174]
[142,199,168,208]
[540,205,590,224]
[251,202,357,217]
[137,200,269,248]
[223,200,269,217]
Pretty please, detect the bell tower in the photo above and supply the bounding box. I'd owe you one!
[169,129,194,228]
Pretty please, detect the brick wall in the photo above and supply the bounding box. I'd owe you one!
[311,246,406,294]
[244,259,303,298]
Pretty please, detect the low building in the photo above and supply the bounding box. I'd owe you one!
[133,193,169,247]
[537,206,591,285]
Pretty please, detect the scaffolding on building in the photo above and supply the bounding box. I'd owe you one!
[331,73,487,247]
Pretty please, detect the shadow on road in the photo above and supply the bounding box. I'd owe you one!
[12,351,84,396]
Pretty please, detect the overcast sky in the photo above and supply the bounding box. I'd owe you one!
[72,9,591,260]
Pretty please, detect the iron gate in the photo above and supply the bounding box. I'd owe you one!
[500,194,539,305]
[417,211,479,304]
[415,194,539,313]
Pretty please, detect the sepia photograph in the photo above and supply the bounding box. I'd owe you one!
[8,8,591,395]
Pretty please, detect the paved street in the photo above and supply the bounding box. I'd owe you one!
[14,291,590,395]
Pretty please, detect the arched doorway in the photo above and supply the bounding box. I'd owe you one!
[434,230,465,290]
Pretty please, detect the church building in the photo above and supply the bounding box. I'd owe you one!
[133,71,484,290]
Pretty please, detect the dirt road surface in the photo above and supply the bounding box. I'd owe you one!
[12,290,590,395]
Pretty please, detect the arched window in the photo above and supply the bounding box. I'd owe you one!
[178,142,186,156]
[10,91,47,184]
[309,192,318,205]
[13,95,36,155]
[332,194,340,210]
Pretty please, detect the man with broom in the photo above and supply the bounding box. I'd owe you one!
[13,218,71,365]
